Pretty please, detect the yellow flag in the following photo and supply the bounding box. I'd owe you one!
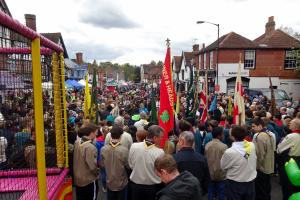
[228,96,233,116]
[175,89,180,114]
[84,74,91,118]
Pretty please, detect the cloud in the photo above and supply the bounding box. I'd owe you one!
[79,0,139,29]
[65,39,128,61]
[172,39,195,56]
[230,0,248,2]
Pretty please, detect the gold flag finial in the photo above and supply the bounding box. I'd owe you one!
[166,38,171,47]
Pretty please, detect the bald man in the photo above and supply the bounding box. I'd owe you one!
[174,131,209,196]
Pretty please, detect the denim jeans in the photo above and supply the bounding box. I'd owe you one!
[208,180,225,200]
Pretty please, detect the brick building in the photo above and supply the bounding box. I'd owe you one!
[141,63,162,84]
[196,16,300,99]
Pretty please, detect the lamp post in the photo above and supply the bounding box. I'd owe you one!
[196,20,220,86]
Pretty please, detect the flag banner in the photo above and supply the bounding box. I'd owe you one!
[209,95,217,112]
[185,65,195,118]
[228,96,233,116]
[175,87,181,114]
[199,90,207,123]
[159,44,175,148]
[84,73,91,119]
[199,74,208,123]
[91,67,99,124]
[233,55,246,125]
[185,84,195,117]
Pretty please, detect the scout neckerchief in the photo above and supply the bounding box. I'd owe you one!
[232,140,252,159]
[293,130,300,134]
[109,140,121,148]
[144,139,155,149]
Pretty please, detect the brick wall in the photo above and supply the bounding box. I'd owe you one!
[250,49,299,78]
[218,49,245,63]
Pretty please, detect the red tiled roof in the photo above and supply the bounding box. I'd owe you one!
[173,56,182,73]
[205,32,257,51]
[254,29,300,49]
[142,64,162,75]
[183,51,194,66]
[41,32,69,58]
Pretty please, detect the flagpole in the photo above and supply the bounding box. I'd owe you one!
[238,54,241,126]
[166,38,170,48]
[205,71,208,117]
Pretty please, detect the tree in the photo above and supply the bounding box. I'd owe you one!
[122,63,135,81]
[134,67,141,83]
[150,60,157,66]
[157,61,164,66]
[280,26,300,40]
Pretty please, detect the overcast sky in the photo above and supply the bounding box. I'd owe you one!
[6,0,300,65]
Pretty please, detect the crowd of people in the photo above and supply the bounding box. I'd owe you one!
[1,84,300,200]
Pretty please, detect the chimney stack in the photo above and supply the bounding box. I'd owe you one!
[25,14,36,31]
[193,44,199,52]
[76,52,83,64]
[265,16,275,37]
[202,43,205,50]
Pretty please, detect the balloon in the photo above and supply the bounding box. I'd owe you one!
[285,158,300,186]
[289,192,300,200]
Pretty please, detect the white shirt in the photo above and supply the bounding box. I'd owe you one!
[134,119,149,130]
[221,142,257,182]
[105,131,133,150]
[277,132,300,157]
[128,141,164,185]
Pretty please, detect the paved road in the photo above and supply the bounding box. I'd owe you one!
[271,176,283,200]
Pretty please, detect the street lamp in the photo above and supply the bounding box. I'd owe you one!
[196,20,220,86]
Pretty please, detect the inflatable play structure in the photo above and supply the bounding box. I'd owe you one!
[285,158,300,200]
[0,10,71,200]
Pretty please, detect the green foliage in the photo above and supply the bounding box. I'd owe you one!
[122,63,136,81]
[157,61,164,66]
[134,67,141,83]
[150,60,157,65]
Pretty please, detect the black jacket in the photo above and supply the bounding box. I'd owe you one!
[173,147,209,194]
[156,171,202,200]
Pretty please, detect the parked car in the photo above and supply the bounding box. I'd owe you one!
[244,88,293,107]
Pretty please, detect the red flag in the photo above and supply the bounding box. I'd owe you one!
[199,91,207,123]
[233,57,245,125]
[159,46,175,148]
[199,73,208,123]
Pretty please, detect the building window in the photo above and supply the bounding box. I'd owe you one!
[244,50,256,69]
[209,51,214,69]
[203,53,206,69]
[181,70,184,80]
[284,50,298,69]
